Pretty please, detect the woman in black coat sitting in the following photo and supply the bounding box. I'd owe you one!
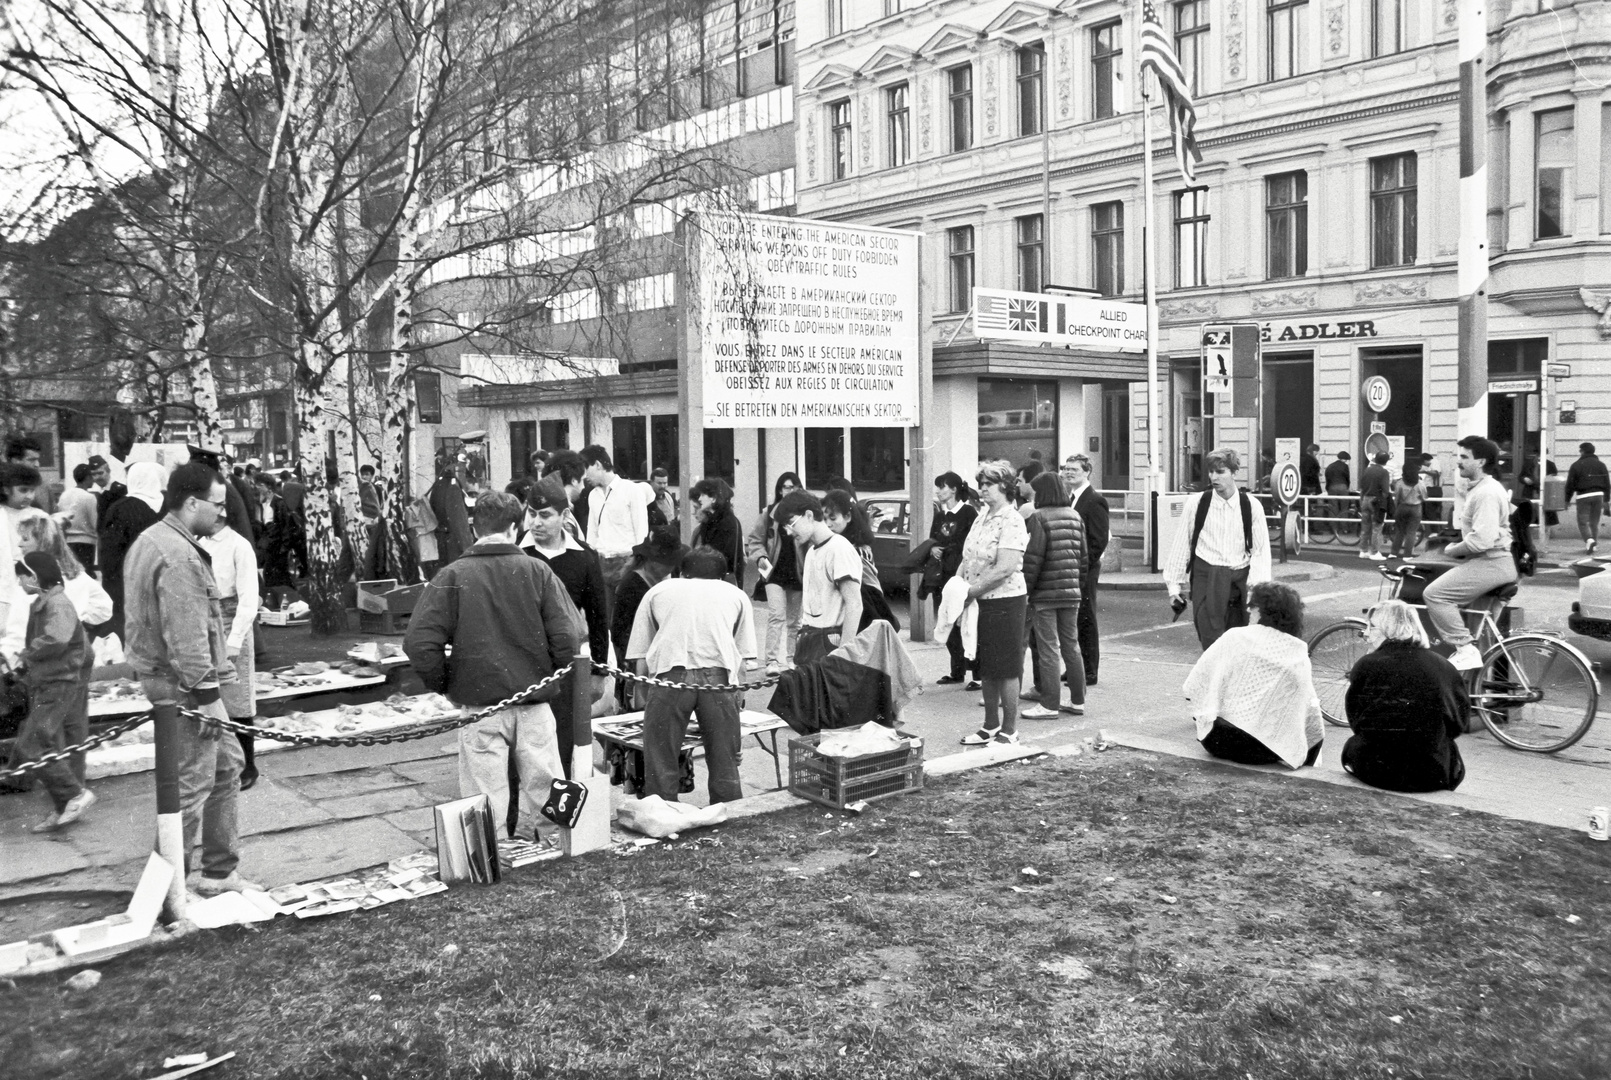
[1342,599,1468,792]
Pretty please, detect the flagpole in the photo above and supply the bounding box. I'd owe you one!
[1139,29,1162,565]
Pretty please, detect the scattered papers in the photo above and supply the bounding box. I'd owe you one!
[186,891,279,930]
[1566,914,1583,925]
[65,969,101,991]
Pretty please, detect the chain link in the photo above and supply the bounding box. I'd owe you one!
[592,661,783,693]
[0,714,154,784]
[2,661,780,782]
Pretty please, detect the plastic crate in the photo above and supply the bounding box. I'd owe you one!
[788,731,924,810]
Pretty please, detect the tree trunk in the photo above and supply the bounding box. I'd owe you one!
[292,359,350,635]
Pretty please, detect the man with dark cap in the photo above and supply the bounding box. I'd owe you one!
[1324,450,1352,495]
[189,445,254,539]
[11,552,96,832]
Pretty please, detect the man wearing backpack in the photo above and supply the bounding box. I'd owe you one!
[1163,447,1273,650]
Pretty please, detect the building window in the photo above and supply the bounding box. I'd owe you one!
[1017,42,1045,137]
[886,83,910,167]
[1092,22,1122,120]
[1602,105,1611,234]
[1174,1,1209,96]
[650,414,679,484]
[539,418,570,450]
[1092,201,1125,296]
[850,429,905,492]
[1370,153,1418,267]
[882,0,901,15]
[1370,0,1404,57]
[1536,107,1575,240]
[947,225,975,313]
[509,421,537,480]
[703,428,735,486]
[1016,213,1045,293]
[611,415,648,479]
[826,0,844,36]
[1267,0,1308,82]
[948,64,973,152]
[829,98,852,180]
[414,372,442,424]
[803,428,845,489]
[1266,171,1309,279]
[1174,187,1209,288]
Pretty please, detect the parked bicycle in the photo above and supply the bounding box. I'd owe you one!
[1307,562,1600,753]
[1303,492,1362,545]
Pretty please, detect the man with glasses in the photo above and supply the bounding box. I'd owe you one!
[124,462,259,896]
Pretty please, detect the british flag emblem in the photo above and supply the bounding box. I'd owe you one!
[1008,297,1046,333]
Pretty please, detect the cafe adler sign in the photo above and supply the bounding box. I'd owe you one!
[1261,318,1383,342]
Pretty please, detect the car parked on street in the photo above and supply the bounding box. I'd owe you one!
[862,496,911,594]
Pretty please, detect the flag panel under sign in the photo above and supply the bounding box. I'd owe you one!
[973,287,1148,353]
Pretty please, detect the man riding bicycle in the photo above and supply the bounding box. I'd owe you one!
[1423,435,1517,671]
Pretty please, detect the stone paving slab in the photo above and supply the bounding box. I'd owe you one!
[258,738,453,779]
[382,807,437,843]
[389,757,460,785]
[279,764,425,802]
[241,817,425,886]
[239,781,337,837]
[317,784,442,822]
[0,836,89,885]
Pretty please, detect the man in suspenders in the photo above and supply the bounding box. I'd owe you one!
[1163,448,1273,650]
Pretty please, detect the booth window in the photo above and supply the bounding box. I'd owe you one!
[703,428,735,485]
[539,418,570,450]
[979,379,1057,467]
[851,429,905,492]
[804,427,845,489]
[509,421,536,480]
[612,415,648,479]
[651,414,679,483]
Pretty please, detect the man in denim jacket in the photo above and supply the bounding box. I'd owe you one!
[125,462,259,896]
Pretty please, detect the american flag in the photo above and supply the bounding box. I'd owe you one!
[975,292,1010,330]
[1140,2,1202,186]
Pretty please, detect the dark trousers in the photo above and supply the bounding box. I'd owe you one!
[643,667,743,804]
[14,684,85,811]
[937,595,974,680]
[1077,566,1100,683]
[68,542,96,575]
[1189,557,1249,651]
[1202,718,1321,767]
[794,626,838,668]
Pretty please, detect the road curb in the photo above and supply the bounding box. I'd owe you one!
[1100,560,1338,591]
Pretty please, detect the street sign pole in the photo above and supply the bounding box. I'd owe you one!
[1273,461,1302,565]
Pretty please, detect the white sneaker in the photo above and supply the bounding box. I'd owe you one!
[1020,705,1059,720]
[54,788,97,827]
[1370,552,1388,561]
[1357,550,1374,559]
[1448,644,1484,671]
[1589,539,1598,554]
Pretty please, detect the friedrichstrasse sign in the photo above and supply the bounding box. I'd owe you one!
[694,211,921,428]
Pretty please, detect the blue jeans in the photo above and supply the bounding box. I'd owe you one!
[643,667,743,804]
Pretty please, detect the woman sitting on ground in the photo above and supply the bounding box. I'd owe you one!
[1183,581,1323,768]
[1341,599,1468,792]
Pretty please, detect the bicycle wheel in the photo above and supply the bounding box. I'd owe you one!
[1307,501,1336,544]
[1333,502,1362,544]
[1307,619,1370,727]
[1476,635,1600,752]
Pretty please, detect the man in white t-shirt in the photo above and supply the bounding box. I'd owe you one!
[772,490,862,667]
[580,445,648,617]
[626,547,757,804]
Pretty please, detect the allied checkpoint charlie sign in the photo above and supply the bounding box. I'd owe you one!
[692,211,922,427]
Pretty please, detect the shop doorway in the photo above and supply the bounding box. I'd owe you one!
[1101,386,1130,490]
[1360,347,1423,459]
[1488,339,1546,480]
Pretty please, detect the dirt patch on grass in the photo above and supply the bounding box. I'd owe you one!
[4,748,1611,1079]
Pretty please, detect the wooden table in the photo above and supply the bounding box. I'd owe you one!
[592,709,790,794]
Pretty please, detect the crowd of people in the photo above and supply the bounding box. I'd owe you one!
[0,425,1546,886]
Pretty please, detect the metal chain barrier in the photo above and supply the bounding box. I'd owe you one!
[0,714,154,784]
[592,661,783,693]
[2,662,780,784]
[174,666,575,747]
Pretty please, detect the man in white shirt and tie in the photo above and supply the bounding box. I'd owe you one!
[1163,447,1272,650]
[580,445,648,618]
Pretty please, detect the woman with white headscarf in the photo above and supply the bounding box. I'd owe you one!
[98,461,167,638]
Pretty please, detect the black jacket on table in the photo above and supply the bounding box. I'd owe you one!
[1071,486,1109,575]
[1022,507,1086,609]
[404,541,576,707]
[1341,641,1467,792]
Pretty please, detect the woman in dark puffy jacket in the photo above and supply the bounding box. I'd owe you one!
[1020,472,1086,719]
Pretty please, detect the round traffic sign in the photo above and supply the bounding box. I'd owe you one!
[1361,376,1391,414]
[1274,462,1302,507]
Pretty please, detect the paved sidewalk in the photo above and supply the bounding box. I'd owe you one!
[5,562,1606,911]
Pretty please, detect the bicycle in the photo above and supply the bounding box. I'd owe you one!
[1307,562,1600,753]
[1304,493,1362,545]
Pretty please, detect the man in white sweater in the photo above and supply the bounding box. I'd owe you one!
[1423,435,1517,670]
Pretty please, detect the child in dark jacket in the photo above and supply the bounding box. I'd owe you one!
[12,552,96,832]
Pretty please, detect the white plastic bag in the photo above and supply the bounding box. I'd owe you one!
[92,633,126,667]
[616,795,728,839]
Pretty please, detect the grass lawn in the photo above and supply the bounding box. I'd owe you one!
[4,747,1610,1079]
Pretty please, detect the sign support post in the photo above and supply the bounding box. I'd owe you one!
[676,217,706,540]
[908,234,934,641]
